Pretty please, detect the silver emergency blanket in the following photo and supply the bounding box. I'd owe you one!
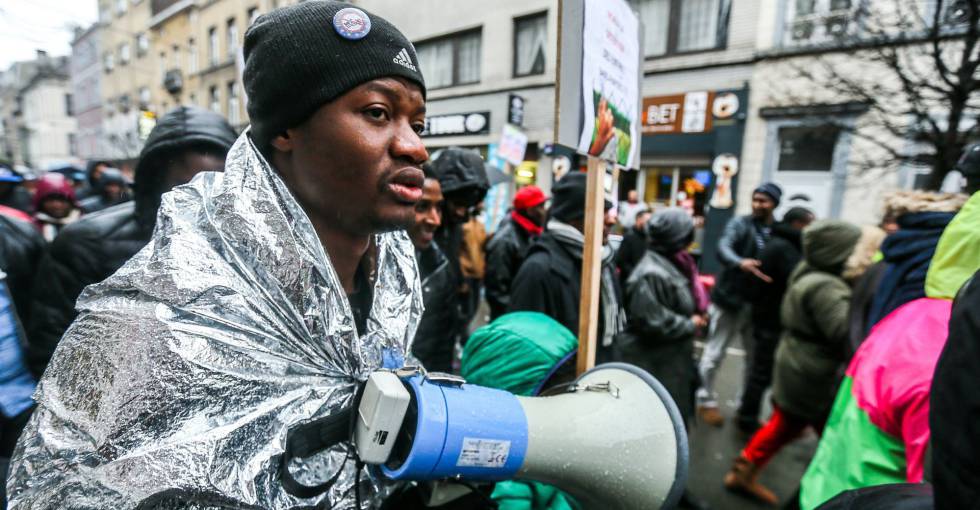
[6,132,423,509]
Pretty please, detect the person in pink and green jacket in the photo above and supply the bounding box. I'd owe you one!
[799,191,980,509]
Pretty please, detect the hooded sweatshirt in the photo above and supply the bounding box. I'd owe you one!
[799,192,980,510]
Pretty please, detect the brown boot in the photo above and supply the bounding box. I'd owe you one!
[697,405,724,427]
[723,455,778,505]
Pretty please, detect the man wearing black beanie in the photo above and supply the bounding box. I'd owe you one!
[509,172,626,363]
[695,180,781,429]
[6,3,432,509]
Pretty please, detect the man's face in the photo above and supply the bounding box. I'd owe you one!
[162,151,227,192]
[272,77,428,235]
[524,203,547,226]
[603,208,616,245]
[627,190,638,204]
[751,192,776,219]
[42,197,72,218]
[445,197,471,225]
[407,178,443,249]
[634,211,651,230]
[103,182,124,201]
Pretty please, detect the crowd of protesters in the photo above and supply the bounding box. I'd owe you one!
[0,24,978,510]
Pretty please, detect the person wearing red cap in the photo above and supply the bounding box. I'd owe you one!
[31,173,82,242]
[485,185,548,320]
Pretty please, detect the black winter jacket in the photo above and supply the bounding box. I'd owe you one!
[615,225,648,287]
[930,272,980,510]
[746,222,803,329]
[25,106,237,377]
[0,186,33,214]
[411,244,457,373]
[484,217,534,320]
[0,215,45,325]
[712,215,772,310]
[508,231,621,358]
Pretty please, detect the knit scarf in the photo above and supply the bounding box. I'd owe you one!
[670,250,710,313]
[511,210,543,236]
[547,220,626,347]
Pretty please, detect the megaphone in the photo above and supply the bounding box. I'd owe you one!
[355,363,688,509]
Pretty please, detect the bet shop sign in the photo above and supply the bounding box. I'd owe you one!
[421,111,491,137]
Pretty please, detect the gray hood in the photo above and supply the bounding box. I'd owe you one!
[7,132,423,509]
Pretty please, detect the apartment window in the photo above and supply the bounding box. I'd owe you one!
[119,43,131,65]
[189,92,197,106]
[631,0,730,57]
[139,87,151,108]
[227,81,240,126]
[416,29,481,89]
[209,85,220,113]
[116,0,127,15]
[777,125,841,172]
[248,7,260,26]
[104,52,114,73]
[136,33,149,57]
[172,44,181,69]
[514,12,547,77]
[68,133,77,156]
[784,0,856,45]
[159,51,166,78]
[65,94,73,116]
[208,26,219,66]
[188,38,198,73]
[227,18,239,59]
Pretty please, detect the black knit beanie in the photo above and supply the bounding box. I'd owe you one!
[549,172,612,223]
[243,1,426,150]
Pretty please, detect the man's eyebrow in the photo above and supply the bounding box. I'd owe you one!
[362,81,426,115]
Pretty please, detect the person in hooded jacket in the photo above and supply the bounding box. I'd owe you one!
[508,172,625,364]
[406,164,456,372]
[461,312,578,510]
[79,167,131,213]
[723,220,878,506]
[31,173,82,242]
[619,208,708,426]
[0,164,33,214]
[799,192,980,510]
[737,207,815,433]
[0,215,45,332]
[24,106,236,378]
[431,148,490,342]
[485,185,548,320]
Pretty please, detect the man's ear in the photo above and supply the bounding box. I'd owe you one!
[269,129,295,153]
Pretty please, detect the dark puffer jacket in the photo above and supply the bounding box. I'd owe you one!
[0,215,45,326]
[484,217,534,320]
[25,106,236,377]
[411,243,457,373]
[712,215,772,310]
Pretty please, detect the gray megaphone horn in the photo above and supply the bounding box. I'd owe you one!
[354,362,689,509]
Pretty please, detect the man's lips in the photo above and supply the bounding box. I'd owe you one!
[388,168,424,203]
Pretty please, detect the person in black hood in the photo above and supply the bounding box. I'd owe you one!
[24,106,236,377]
[405,164,456,372]
[736,206,814,433]
[431,148,489,342]
[75,160,112,201]
[79,167,131,213]
[615,207,651,287]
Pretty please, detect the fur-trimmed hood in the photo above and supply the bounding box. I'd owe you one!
[843,225,887,282]
[883,190,968,219]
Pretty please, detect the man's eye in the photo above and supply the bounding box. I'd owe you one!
[412,123,425,135]
[366,107,389,120]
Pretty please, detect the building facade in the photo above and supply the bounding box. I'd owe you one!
[71,24,106,161]
[0,58,44,166]
[18,57,78,169]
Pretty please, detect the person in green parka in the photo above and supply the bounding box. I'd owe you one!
[461,312,579,510]
[724,220,880,506]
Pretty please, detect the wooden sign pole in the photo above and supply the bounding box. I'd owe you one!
[576,156,607,375]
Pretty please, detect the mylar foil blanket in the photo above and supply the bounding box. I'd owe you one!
[6,132,423,509]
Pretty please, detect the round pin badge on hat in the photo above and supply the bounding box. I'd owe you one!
[333,7,372,40]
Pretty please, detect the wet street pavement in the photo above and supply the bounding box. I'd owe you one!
[687,341,818,510]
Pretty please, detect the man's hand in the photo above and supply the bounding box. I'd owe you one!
[692,314,709,329]
[739,258,773,283]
